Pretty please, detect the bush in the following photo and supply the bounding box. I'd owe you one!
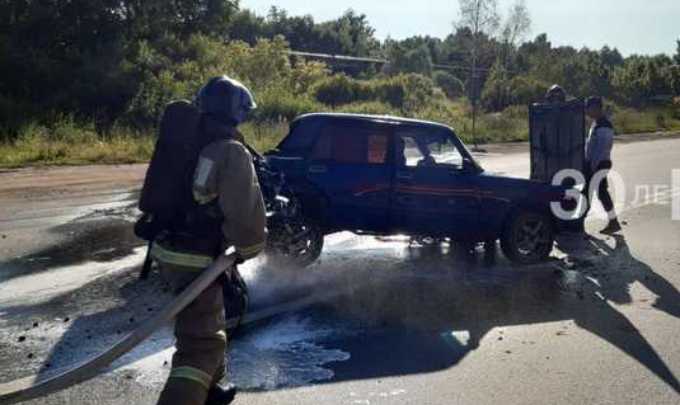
[123,35,316,127]
[433,71,465,100]
[253,86,322,121]
[370,78,405,108]
[312,73,435,111]
[508,76,549,106]
[337,101,399,116]
[312,74,361,106]
[239,120,289,152]
[483,73,548,112]
[611,105,680,134]
[288,60,331,95]
[481,76,510,112]
[399,74,436,112]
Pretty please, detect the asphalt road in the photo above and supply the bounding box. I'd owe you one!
[0,135,679,405]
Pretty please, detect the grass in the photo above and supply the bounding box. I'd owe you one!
[2,103,679,168]
[0,119,155,168]
[0,118,288,168]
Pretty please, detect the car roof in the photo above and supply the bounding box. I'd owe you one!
[292,112,454,132]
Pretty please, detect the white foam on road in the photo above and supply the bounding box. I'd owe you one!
[229,314,351,390]
[112,314,352,391]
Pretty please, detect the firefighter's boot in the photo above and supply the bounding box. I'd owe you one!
[205,383,237,405]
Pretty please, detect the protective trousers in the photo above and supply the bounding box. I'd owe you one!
[156,263,227,405]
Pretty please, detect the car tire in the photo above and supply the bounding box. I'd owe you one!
[266,221,324,268]
[500,210,555,265]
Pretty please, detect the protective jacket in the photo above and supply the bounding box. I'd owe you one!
[191,121,267,260]
[150,117,266,267]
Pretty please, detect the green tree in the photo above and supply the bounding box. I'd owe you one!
[600,46,624,68]
[386,44,433,76]
[226,9,267,44]
[669,66,680,96]
[481,61,510,111]
[498,0,531,74]
[612,56,673,106]
[265,7,317,51]
[314,10,379,57]
[455,0,501,146]
[119,0,238,39]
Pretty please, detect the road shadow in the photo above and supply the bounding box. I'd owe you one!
[1,232,678,396]
[310,234,680,394]
[0,208,143,283]
[584,235,680,319]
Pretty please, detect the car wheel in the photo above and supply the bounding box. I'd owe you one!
[266,220,324,268]
[500,211,555,265]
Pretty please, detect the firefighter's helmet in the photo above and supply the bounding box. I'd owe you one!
[195,76,257,125]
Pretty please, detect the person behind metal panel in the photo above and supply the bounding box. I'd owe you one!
[584,96,621,234]
[545,84,567,104]
[154,76,266,405]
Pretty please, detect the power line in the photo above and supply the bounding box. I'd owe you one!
[286,50,494,73]
[287,50,386,65]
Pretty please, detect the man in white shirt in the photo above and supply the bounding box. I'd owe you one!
[584,96,621,234]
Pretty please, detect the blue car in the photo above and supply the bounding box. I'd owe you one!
[265,113,570,265]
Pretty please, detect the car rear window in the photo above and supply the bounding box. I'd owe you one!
[310,122,390,165]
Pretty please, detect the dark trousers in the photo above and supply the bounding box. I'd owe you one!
[585,160,615,216]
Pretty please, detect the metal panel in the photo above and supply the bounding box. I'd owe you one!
[529,99,586,184]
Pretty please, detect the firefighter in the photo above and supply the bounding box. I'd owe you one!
[153,77,266,405]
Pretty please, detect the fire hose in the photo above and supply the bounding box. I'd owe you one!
[0,254,237,405]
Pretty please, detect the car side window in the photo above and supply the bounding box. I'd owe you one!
[310,122,389,165]
[278,120,322,154]
[395,128,463,169]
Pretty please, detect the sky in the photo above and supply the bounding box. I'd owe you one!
[242,0,680,56]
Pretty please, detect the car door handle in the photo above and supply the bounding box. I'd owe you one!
[308,165,327,174]
[396,172,413,180]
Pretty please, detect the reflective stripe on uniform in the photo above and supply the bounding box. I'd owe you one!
[168,366,213,390]
[150,243,213,270]
[236,241,266,257]
[193,189,218,205]
[194,157,215,187]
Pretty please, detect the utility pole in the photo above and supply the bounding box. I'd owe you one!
[471,48,479,150]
